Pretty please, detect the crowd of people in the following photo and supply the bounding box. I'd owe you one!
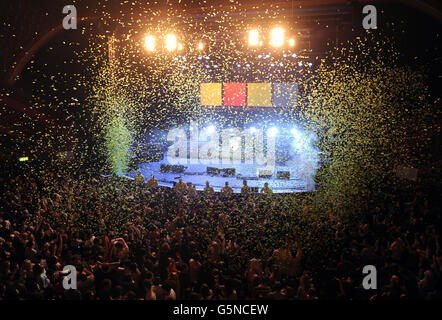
[0,169,440,300]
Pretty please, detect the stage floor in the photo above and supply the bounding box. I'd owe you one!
[123,158,316,193]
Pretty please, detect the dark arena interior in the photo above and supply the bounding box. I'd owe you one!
[0,0,441,312]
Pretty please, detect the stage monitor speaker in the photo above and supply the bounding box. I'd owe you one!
[207,167,220,175]
[277,171,290,180]
[258,169,273,179]
[222,168,236,177]
[160,164,186,173]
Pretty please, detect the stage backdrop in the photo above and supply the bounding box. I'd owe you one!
[200,82,298,108]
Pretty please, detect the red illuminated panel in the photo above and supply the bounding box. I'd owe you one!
[223,83,246,106]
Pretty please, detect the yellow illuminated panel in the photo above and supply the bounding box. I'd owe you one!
[200,83,222,106]
[247,83,272,107]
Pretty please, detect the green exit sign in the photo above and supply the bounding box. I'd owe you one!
[19,157,29,162]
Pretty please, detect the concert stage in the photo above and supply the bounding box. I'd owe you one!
[123,157,316,193]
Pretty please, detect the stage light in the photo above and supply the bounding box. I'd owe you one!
[267,127,278,137]
[178,43,183,51]
[289,38,295,47]
[246,63,250,67]
[249,29,259,46]
[205,56,210,60]
[298,61,303,67]
[308,62,313,67]
[207,125,216,134]
[258,54,262,59]
[270,27,285,47]
[291,128,302,139]
[291,127,305,150]
[198,42,204,50]
[165,34,177,51]
[237,63,241,67]
[249,127,257,133]
[231,137,241,151]
[145,35,155,51]
[292,53,297,58]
